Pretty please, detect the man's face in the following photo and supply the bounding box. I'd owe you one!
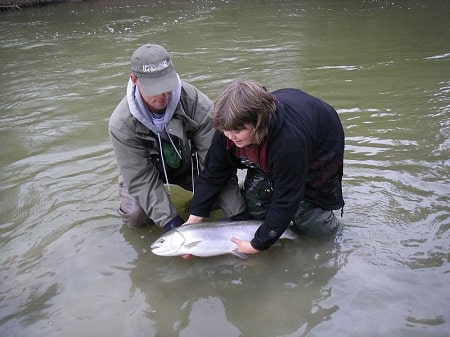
[131,74,172,114]
[138,85,171,114]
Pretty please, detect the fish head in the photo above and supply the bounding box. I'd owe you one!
[150,230,185,256]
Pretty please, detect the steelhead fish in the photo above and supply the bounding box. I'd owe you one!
[150,220,296,258]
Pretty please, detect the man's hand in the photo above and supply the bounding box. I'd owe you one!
[184,214,204,225]
[231,237,260,255]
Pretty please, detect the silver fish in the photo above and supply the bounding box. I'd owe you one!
[150,220,296,258]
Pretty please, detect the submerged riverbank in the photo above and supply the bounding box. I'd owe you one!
[0,0,82,9]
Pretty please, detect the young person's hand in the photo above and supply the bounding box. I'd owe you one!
[231,237,260,255]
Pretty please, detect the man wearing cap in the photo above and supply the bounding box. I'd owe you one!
[109,44,247,231]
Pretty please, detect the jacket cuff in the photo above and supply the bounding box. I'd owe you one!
[250,238,270,251]
[163,215,184,232]
[251,228,280,251]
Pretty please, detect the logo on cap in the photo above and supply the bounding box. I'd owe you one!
[142,60,170,73]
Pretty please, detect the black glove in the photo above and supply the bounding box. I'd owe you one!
[163,215,184,232]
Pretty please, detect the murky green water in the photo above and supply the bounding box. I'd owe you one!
[1,1,449,336]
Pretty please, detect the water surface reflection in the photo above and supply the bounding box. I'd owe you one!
[124,225,345,337]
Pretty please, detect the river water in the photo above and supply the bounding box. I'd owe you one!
[0,1,449,336]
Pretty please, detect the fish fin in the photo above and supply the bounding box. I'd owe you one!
[184,240,202,249]
[281,228,297,240]
[271,241,282,247]
[231,251,249,259]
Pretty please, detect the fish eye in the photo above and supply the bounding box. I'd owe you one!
[158,239,165,244]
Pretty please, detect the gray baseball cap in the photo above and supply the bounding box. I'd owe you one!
[131,44,178,96]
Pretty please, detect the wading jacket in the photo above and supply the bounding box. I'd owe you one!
[109,81,213,228]
[190,88,345,250]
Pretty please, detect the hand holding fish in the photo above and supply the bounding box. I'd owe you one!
[185,214,204,224]
[231,237,260,255]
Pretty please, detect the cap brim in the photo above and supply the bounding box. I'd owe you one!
[138,71,179,96]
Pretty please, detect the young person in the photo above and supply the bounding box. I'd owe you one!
[186,79,345,254]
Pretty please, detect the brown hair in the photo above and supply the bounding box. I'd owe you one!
[211,79,276,145]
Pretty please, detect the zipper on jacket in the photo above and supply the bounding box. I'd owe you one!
[189,139,199,195]
[157,131,172,195]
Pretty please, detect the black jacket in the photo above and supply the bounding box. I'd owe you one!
[190,88,345,250]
